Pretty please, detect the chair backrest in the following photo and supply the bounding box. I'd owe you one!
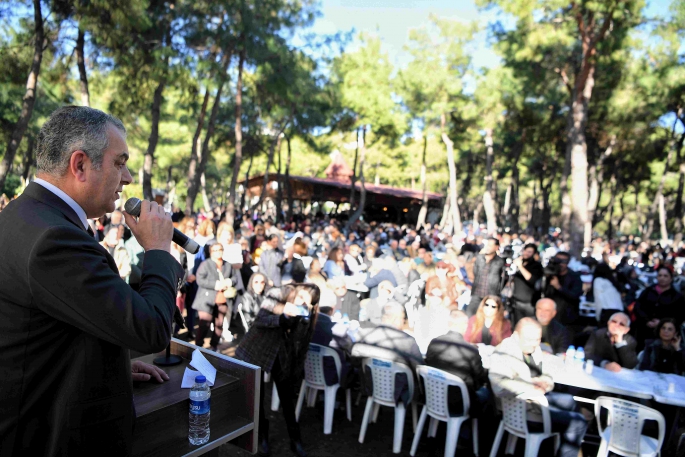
[362,357,415,406]
[500,395,552,436]
[595,396,666,456]
[304,343,342,388]
[416,365,470,421]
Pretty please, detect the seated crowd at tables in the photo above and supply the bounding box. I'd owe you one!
[91,208,685,456]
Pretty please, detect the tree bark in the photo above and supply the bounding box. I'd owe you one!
[645,118,679,240]
[585,135,615,246]
[483,128,497,234]
[142,78,165,201]
[275,137,284,222]
[441,113,462,235]
[285,135,294,222]
[76,27,90,107]
[349,126,359,208]
[187,51,232,212]
[200,172,210,212]
[185,87,211,212]
[659,193,668,242]
[672,120,685,243]
[416,135,428,230]
[345,126,367,231]
[227,49,246,226]
[20,136,35,189]
[240,153,254,211]
[251,131,285,211]
[0,0,44,192]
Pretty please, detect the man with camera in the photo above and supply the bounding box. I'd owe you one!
[510,243,544,326]
[544,252,583,326]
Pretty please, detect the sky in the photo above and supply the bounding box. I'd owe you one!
[303,0,676,72]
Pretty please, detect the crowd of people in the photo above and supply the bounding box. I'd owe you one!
[6,190,685,456]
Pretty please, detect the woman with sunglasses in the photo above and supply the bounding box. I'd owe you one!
[235,283,320,457]
[464,295,512,346]
[637,318,685,375]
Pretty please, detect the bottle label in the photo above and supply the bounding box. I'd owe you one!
[190,398,210,415]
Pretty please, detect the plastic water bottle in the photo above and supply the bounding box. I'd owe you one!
[575,347,585,370]
[359,307,367,322]
[333,310,342,322]
[342,313,350,324]
[189,375,211,445]
[565,345,576,367]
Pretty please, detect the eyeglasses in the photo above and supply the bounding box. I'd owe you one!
[609,319,627,327]
[211,248,224,253]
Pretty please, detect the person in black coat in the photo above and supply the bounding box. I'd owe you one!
[235,284,320,457]
[633,266,685,350]
[192,241,244,351]
[585,312,638,372]
[328,277,361,320]
[511,243,544,326]
[468,237,506,317]
[425,310,490,417]
[234,272,267,337]
[638,318,685,375]
[311,305,354,388]
[0,107,184,456]
[544,252,583,326]
[535,298,571,354]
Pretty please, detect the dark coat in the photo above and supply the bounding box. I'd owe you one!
[585,328,638,369]
[634,286,685,342]
[512,259,543,303]
[637,339,685,375]
[545,270,583,325]
[237,291,264,329]
[425,331,487,394]
[337,289,361,321]
[472,254,506,297]
[192,259,244,313]
[0,183,184,456]
[540,319,571,355]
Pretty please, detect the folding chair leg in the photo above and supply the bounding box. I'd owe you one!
[429,417,439,438]
[372,402,380,423]
[355,391,362,406]
[489,422,505,457]
[346,389,352,422]
[359,397,374,444]
[472,418,479,457]
[323,386,339,435]
[412,402,418,432]
[307,387,317,407]
[505,434,518,455]
[524,435,543,457]
[295,380,306,421]
[410,406,428,456]
[271,382,280,412]
[393,403,406,454]
[596,439,609,457]
[445,418,464,457]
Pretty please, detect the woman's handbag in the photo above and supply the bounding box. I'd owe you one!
[217,269,237,302]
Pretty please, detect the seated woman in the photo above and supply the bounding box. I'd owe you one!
[464,295,512,346]
[638,318,685,375]
[322,247,348,279]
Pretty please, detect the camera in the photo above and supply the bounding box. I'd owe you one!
[543,257,562,277]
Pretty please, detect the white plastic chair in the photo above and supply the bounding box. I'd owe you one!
[295,343,352,434]
[489,395,560,457]
[594,396,666,457]
[358,357,417,454]
[410,366,479,457]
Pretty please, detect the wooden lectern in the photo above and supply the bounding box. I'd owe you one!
[131,338,260,456]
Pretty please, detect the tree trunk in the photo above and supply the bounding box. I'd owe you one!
[645,118,679,240]
[76,27,90,107]
[586,135,615,246]
[483,128,497,234]
[0,0,44,192]
[374,158,381,186]
[142,78,165,201]
[285,135,294,222]
[275,137,284,222]
[251,131,285,211]
[185,88,211,212]
[416,135,429,230]
[200,172,210,212]
[164,165,173,206]
[560,144,572,238]
[672,122,685,243]
[439,194,449,230]
[227,49,245,226]
[20,136,35,189]
[659,193,668,242]
[349,127,359,208]
[441,113,462,235]
[345,126,367,231]
[187,52,232,212]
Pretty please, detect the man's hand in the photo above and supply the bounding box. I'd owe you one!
[131,360,170,383]
[123,200,173,252]
[532,377,552,392]
[283,302,299,317]
[549,276,561,290]
[647,318,660,329]
[605,362,621,373]
[187,274,196,283]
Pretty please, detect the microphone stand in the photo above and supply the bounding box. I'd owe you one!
[154,342,182,366]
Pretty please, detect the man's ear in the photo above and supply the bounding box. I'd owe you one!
[69,150,89,182]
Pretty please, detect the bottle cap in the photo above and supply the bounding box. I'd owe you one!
[195,375,207,383]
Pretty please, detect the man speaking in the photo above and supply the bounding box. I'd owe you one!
[0,106,184,456]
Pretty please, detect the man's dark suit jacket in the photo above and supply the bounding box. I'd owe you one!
[540,319,571,355]
[425,331,487,394]
[585,328,638,369]
[0,183,184,456]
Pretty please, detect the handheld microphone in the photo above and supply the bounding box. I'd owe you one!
[124,198,200,254]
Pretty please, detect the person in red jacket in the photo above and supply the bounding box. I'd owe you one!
[465,295,512,346]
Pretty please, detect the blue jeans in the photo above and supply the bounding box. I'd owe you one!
[529,392,588,457]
